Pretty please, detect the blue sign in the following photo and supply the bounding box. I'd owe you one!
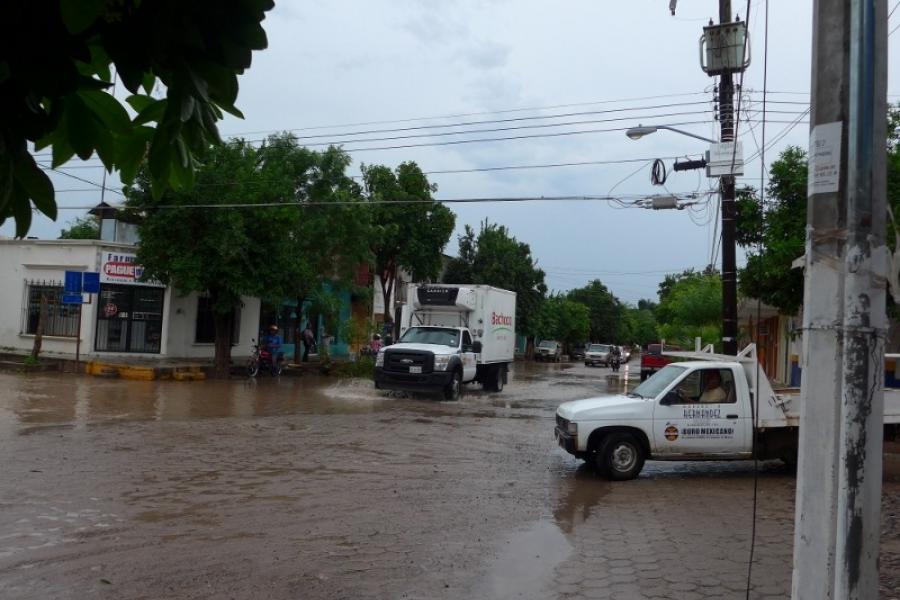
[64,271,82,294]
[62,294,84,305]
[82,272,100,294]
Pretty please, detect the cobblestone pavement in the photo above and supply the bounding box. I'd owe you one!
[0,363,897,599]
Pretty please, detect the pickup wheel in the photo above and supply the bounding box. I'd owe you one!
[444,370,462,401]
[596,433,645,481]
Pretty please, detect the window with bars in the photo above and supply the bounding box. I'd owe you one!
[23,281,79,337]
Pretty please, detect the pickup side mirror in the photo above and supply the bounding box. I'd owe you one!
[660,390,680,406]
[472,341,483,353]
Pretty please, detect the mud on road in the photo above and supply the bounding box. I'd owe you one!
[1,362,898,599]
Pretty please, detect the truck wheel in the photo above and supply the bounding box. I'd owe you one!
[490,366,505,392]
[444,370,462,401]
[596,433,645,481]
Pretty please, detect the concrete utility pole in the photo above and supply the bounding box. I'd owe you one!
[717,0,739,356]
[792,0,887,598]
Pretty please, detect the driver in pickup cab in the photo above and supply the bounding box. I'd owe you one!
[699,370,727,403]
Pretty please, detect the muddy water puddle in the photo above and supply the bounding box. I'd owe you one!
[0,362,618,435]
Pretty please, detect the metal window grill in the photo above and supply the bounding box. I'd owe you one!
[22,280,79,337]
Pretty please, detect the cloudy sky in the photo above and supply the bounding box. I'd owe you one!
[9,1,900,303]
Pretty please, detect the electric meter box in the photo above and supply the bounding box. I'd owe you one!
[700,21,750,76]
[706,141,745,177]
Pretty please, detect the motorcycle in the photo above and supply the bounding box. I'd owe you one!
[247,339,284,377]
[609,353,621,372]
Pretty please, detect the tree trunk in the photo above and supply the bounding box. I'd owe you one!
[31,293,48,360]
[525,336,535,359]
[213,311,233,378]
[379,270,394,323]
[294,296,303,364]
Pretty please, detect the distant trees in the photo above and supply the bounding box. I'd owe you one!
[656,269,722,349]
[533,296,590,351]
[58,215,99,240]
[566,280,625,343]
[443,220,547,344]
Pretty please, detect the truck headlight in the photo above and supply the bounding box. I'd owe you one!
[433,355,452,371]
[567,422,578,436]
[375,351,384,367]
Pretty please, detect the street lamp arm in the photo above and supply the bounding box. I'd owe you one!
[656,125,717,144]
[625,124,717,144]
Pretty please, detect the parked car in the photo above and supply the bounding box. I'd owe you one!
[535,340,562,362]
[640,342,682,380]
[584,343,613,367]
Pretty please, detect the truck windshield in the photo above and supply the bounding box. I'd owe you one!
[399,327,459,347]
[629,365,687,399]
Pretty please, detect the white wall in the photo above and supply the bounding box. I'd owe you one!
[0,240,109,357]
[0,240,261,360]
[164,290,260,359]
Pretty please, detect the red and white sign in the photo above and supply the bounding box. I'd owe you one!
[99,252,162,286]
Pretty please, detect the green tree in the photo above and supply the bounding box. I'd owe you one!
[442,220,548,344]
[1,1,274,237]
[532,296,590,350]
[656,272,722,349]
[623,306,658,347]
[260,136,372,362]
[363,162,455,322]
[127,136,368,376]
[735,147,808,314]
[566,280,625,342]
[58,215,99,239]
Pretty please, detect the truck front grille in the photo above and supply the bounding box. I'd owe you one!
[384,350,434,373]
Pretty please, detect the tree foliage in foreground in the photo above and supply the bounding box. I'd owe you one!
[127,136,370,376]
[0,0,273,237]
[442,220,547,338]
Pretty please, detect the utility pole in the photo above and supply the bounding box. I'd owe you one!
[717,0,738,356]
[792,0,887,598]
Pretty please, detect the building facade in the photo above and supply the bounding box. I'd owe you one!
[0,239,260,360]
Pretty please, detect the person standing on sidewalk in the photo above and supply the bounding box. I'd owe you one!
[302,323,315,362]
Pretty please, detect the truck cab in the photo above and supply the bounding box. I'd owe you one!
[374,325,481,400]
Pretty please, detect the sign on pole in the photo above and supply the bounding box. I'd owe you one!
[64,271,83,294]
[62,294,84,305]
[82,272,100,294]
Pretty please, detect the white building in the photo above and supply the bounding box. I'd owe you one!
[0,239,260,360]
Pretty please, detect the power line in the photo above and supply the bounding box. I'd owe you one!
[220,91,717,137]
[54,191,713,211]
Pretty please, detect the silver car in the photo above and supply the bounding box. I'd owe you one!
[584,343,613,367]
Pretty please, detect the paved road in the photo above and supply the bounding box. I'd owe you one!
[0,362,897,599]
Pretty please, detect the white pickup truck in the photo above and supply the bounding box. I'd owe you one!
[555,345,900,480]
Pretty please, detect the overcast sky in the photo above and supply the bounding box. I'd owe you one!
[9,1,900,303]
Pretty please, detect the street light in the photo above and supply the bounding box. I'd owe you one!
[626,121,738,356]
[624,124,716,144]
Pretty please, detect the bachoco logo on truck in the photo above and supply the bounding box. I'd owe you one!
[491,311,513,340]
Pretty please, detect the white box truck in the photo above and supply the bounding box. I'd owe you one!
[374,284,516,400]
[554,345,900,480]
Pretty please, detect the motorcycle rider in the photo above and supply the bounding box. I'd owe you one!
[609,345,622,371]
[264,324,283,374]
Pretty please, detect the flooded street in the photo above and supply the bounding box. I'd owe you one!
[1,362,898,599]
